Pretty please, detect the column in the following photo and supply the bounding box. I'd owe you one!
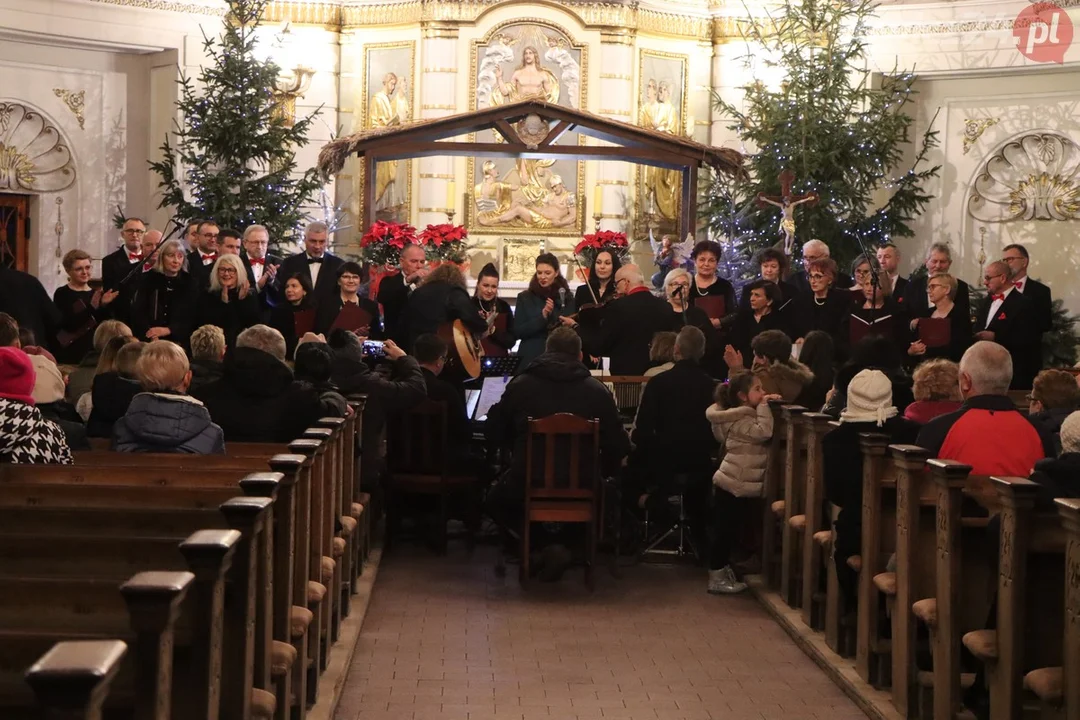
[417,21,459,230]
[596,30,636,234]
[710,14,748,149]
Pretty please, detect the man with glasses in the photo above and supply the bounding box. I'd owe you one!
[1002,243,1052,333]
[790,239,853,293]
[101,217,149,323]
[582,264,674,375]
[975,260,1040,389]
[902,242,972,321]
[186,221,220,290]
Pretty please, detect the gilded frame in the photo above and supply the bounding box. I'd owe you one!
[635,48,689,238]
[465,18,588,237]
[357,40,416,227]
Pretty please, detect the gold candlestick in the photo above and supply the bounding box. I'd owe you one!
[593,214,601,232]
[446,209,456,224]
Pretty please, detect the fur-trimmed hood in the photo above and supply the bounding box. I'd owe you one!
[758,359,815,404]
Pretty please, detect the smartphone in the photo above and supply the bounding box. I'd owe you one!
[361,339,386,358]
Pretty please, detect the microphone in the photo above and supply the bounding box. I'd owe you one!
[558,287,568,308]
[672,285,684,297]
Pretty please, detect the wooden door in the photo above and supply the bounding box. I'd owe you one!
[0,194,29,271]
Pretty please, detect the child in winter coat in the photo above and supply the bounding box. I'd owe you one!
[705,371,781,594]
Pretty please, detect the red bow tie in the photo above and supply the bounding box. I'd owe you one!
[249,257,265,266]
[142,262,153,271]
[201,253,217,262]
[991,293,1005,301]
[1013,281,1023,289]
[128,252,142,261]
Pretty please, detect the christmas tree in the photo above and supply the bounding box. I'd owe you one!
[705,0,941,277]
[149,0,322,252]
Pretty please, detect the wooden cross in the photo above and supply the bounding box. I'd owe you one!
[756,169,819,255]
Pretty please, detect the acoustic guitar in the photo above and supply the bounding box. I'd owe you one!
[438,319,485,379]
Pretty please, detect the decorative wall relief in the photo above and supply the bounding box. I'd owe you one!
[636,50,689,237]
[968,132,1080,222]
[52,89,86,130]
[357,41,415,225]
[962,117,999,155]
[0,103,76,192]
[468,19,587,237]
[501,237,546,281]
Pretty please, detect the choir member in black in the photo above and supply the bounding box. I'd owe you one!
[514,253,575,370]
[900,242,971,321]
[399,263,487,354]
[53,249,119,364]
[975,260,1041,389]
[195,254,262,349]
[241,224,281,310]
[473,263,515,357]
[573,248,621,308]
[663,268,723,378]
[791,258,851,342]
[876,243,909,300]
[129,239,199,346]
[316,261,383,338]
[724,279,790,370]
[688,239,737,328]
[738,247,797,312]
[376,243,428,345]
[275,222,345,309]
[791,239,854,291]
[270,273,316,360]
[906,272,972,364]
[100,217,149,324]
[1002,243,1053,333]
[847,255,908,365]
[186,220,220,289]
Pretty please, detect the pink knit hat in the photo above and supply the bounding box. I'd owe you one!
[0,346,37,405]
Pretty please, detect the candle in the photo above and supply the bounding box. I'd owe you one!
[447,180,456,212]
[593,185,603,216]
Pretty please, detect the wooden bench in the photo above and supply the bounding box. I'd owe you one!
[761,400,793,591]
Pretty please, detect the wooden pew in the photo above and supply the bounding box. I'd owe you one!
[780,407,808,608]
[24,639,128,720]
[855,433,894,688]
[800,413,834,632]
[762,401,792,590]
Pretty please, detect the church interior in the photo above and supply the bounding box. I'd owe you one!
[3,0,1080,719]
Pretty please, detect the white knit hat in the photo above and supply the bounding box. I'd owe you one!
[1061,410,1080,454]
[840,369,898,426]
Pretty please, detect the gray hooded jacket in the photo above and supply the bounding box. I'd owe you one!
[112,392,225,454]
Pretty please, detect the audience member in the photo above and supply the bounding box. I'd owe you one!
[794,330,835,411]
[643,331,677,377]
[0,263,60,359]
[66,320,133,404]
[1027,368,1080,451]
[77,335,138,422]
[824,369,919,607]
[903,358,963,424]
[730,329,813,403]
[0,346,73,463]
[292,341,349,418]
[917,341,1055,474]
[54,249,118,364]
[377,243,428,345]
[196,254,262,348]
[1031,411,1080,500]
[514,253,575,370]
[583,264,675,375]
[113,340,224,454]
[413,333,471,454]
[87,341,144,438]
[193,324,323,443]
[707,371,781,595]
[823,335,915,418]
[189,325,226,392]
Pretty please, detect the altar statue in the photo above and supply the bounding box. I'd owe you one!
[482,174,576,229]
[474,161,516,226]
[369,73,410,208]
[639,80,681,221]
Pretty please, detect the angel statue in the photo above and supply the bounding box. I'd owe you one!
[649,228,694,289]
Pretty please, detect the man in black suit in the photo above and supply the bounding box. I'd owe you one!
[275,221,344,308]
[876,242,908,300]
[901,242,972,321]
[580,264,675,375]
[975,260,1041,389]
[186,220,220,289]
[1003,243,1053,333]
[241,225,281,310]
[377,243,428,345]
[101,217,150,324]
[789,239,854,292]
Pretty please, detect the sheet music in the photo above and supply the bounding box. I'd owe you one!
[465,389,481,421]
[475,376,511,422]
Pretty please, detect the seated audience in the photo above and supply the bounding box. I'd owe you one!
[707,371,781,595]
[903,358,963,424]
[632,327,717,554]
[87,342,144,438]
[1031,411,1080,500]
[917,341,1055,474]
[193,324,323,443]
[793,330,835,411]
[293,340,349,418]
[196,254,262,348]
[1027,368,1080,451]
[643,331,677,377]
[726,329,813,403]
[412,333,471,457]
[66,319,132,404]
[113,340,224,454]
[77,334,138,422]
[270,272,317,360]
[188,325,226,392]
[486,327,630,579]
[824,369,920,607]
[0,346,73,464]
[823,335,915,419]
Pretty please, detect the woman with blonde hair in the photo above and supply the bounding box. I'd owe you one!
[87,341,145,437]
[196,253,262,348]
[65,319,133,404]
[130,239,199,346]
[76,334,138,422]
[903,358,963,424]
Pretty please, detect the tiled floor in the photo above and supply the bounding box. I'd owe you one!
[335,547,865,720]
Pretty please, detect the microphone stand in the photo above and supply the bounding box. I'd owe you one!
[108,215,186,293]
[852,232,882,325]
[674,285,688,326]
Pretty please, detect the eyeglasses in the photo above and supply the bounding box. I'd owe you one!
[808,273,827,281]
[854,269,872,278]
[928,283,947,291]
[804,254,824,262]
[984,273,1004,281]
[218,267,237,275]
[122,229,146,235]
[615,278,629,287]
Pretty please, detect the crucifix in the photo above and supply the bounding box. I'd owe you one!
[756,169,819,256]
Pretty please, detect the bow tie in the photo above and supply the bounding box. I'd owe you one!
[142,262,153,271]
[128,253,142,261]
[991,293,1005,301]
[1013,281,1024,289]
[307,256,324,264]
[201,253,217,262]
[249,257,265,266]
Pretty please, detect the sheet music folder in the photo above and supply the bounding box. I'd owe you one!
[849,313,894,345]
[918,317,951,348]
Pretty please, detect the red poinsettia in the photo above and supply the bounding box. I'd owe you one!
[359,221,418,267]
[574,230,629,265]
[418,223,469,263]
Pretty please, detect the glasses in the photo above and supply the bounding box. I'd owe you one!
[615,278,629,287]
[804,254,823,262]
[984,273,1004,281]
[928,283,947,290]
[123,229,146,235]
[218,267,237,275]
[854,268,872,278]
[808,273,827,281]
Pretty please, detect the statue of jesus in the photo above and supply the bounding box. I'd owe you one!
[757,191,819,255]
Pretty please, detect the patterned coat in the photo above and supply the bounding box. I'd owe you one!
[0,398,74,464]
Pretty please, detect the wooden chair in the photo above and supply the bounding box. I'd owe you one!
[522,413,601,590]
[601,375,651,423]
[384,399,479,553]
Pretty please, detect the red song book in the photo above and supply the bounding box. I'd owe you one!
[849,313,894,346]
[293,309,316,339]
[694,296,726,320]
[330,303,373,335]
[918,317,951,348]
[481,314,509,357]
